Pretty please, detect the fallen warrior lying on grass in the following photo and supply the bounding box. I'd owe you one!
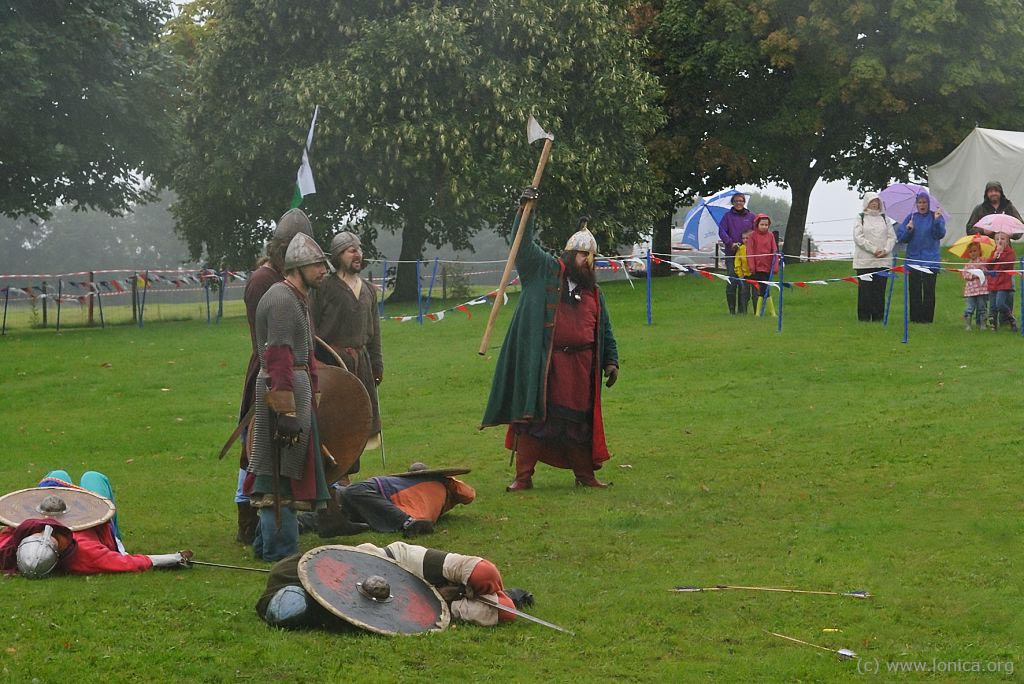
[257,541,532,631]
[0,471,192,577]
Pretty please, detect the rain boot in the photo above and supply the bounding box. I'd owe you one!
[506,452,536,492]
[964,314,972,331]
[726,290,737,315]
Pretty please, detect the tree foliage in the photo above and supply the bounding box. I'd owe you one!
[171,0,665,297]
[0,0,178,219]
[0,194,193,274]
[645,0,1024,258]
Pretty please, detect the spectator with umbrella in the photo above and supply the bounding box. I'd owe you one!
[851,192,896,322]
[975,215,1024,331]
[896,191,946,323]
[717,192,755,314]
[966,181,1022,236]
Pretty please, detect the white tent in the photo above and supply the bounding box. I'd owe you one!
[929,127,1024,246]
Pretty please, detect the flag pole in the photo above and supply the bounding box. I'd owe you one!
[477,132,553,355]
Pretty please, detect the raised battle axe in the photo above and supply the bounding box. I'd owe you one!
[477,116,554,355]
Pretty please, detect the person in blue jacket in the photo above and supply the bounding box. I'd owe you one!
[896,192,946,323]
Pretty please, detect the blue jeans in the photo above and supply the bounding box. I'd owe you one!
[253,506,299,561]
[964,295,987,325]
[988,290,1014,327]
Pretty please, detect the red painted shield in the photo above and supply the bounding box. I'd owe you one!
[298,545,450,636]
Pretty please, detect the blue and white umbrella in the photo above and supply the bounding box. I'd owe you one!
[680,188,748,249]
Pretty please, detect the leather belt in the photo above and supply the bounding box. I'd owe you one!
[554,343,595,354]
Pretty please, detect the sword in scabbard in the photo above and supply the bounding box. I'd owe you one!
[473,595,574,635]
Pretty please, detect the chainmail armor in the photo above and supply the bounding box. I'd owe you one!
[250,282,314,481]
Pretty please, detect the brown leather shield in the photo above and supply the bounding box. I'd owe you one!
[0,487,115,531]
[316,365,372,483]
[298,545,450,636]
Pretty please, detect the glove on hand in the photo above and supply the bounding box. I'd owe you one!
[505,588,534,609]
[274,413,303,446]
[148,552,191,569]
[604,364,619,388]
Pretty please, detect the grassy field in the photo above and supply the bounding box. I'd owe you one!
[1,262,1020,683]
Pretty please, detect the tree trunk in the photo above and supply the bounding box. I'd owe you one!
[389,214,428,302]
[651,196,675,277]
[782,171,820,263]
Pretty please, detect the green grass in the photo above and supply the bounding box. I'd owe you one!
[1,262,1021,683]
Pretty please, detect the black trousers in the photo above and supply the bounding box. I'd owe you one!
[908,269,937,323]
[856,268,888,322]
[337,481,408,532]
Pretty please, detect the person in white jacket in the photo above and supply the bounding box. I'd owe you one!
[852,192,897,321]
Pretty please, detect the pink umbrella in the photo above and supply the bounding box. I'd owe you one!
[974,213,1024,236]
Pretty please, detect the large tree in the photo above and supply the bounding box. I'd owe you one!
[0,0,178,219]
[171,0,665,298]
[646,0,1024,260]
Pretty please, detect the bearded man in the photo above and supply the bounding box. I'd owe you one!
[481,187,619,491]
[245,233,333,561]
[232,209,314,545]
[311,231,384,477]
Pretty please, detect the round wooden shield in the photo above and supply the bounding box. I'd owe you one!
[316,365,372,483]
[298,545,450,636]
[0,487,115,531]
[385,467,472,479]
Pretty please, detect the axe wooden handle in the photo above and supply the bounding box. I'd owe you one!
[478,137,553,355]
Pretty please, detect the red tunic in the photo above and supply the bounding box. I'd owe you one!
[0,523,152,575]
[62,526,152,574]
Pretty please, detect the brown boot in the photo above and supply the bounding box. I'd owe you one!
[316,490,369,538]
[506,452,536,492]
[236,502,258,545]
[569,447,610,488]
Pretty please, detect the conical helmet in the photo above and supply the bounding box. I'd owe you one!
[330,231,361,258]
[273,209,313,242]
[284,233,331,271]
[17,525,60,579]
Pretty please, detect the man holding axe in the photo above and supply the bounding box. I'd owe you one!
[480,174,620,490]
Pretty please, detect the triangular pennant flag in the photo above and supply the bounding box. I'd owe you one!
[291,105,320,208]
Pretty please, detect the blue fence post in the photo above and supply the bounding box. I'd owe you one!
[776,252,784,333]
[204,272,211,324]
[1018,257,1023,336]
[883,254,897,327]
[902,263,909,344]
[424,257,439,318]
[646,250,653,326]
[416,259,424,325]
[55,280,62,333]
[217,270,227,324]
[760,253,779,317]
[1,287,8,335]
[96,284,105,329]
[380,258,388,319]
[138,271,149,328]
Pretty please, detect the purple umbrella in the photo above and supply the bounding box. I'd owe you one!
[879,183,950,223]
